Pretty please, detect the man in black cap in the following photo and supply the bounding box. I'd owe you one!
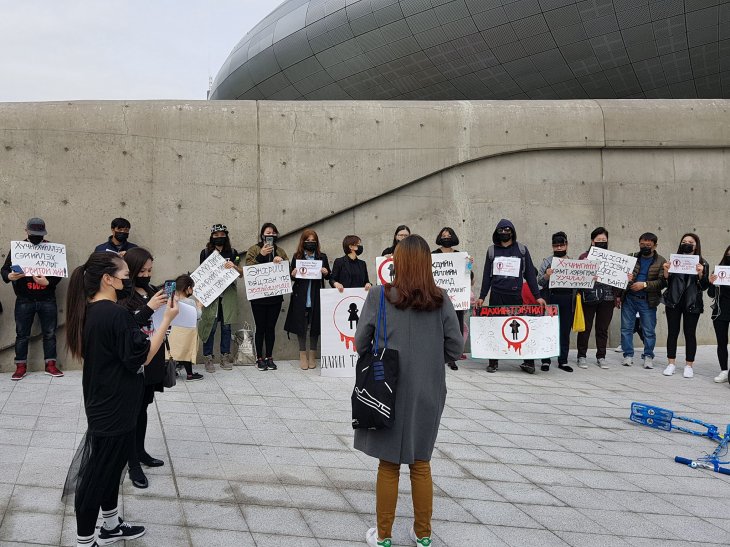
[94,217,138,256]
[1,218,64,380]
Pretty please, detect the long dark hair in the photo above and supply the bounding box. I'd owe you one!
[720,245,730,266]
[205,231,232,254]
[677,232,702,259]
[175,274,195,293]
[391,225,410,250]
[66,252,126,359]
[124,247,154,282]
[388,234,443,311]
[294,229,321,260]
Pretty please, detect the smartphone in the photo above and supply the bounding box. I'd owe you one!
[164,281,176,300]
[264,236,274,247]
[10,265,24,274]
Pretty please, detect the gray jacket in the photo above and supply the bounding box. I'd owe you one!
[353,287,463,464]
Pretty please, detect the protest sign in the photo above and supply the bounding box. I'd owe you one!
[548,258,598,289]
[152,301,198,331]
[295,259,323,280]
[243,261,292,301]
[470,304,559,360]
[190,251,240,307]
[492,256,521,277]
[11,241,68,277]
[375,256,396,285]
[320,288,367,377]
[668,254,699,275]
[587,247,637,289]
[714,266,730,286]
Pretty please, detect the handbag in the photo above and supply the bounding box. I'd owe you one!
[351,286,399,430]
[163,338,177,388]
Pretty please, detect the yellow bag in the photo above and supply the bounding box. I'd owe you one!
[572,292,586,333]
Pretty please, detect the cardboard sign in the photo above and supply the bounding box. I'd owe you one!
[243,260,292,301]
[470,305,559,359]
[152,301,198,330]
[319,288,367,377]
[374,253,471,310]
[668,254,699,275]
[714,265,730,286]
[549,258,598,289]
[295,259,323,280]
[10,240,68,277]
[587,247,637,289]
[492,256,521,278]
[190,251,240,307]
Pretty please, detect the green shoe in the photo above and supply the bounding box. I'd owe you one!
[410,526,432,546]
[366,528,391,547]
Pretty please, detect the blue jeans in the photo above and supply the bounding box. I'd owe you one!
[621,294,656,359]
[203,321,231,357]
[14,299,57,363]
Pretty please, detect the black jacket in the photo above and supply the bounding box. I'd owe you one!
[284,253,330,337]
[330,255,370,288]
[662,257,710,314]
[119,289,165,388]
[708,283,730,321]
[1,241,62,301]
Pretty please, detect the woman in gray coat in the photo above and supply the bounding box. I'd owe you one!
[355,235,463,547]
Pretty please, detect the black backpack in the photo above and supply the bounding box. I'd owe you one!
[351,287,399,430]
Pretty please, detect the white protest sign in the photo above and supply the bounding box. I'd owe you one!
[549,258,598,289]
[714,266,730,286]
[587,247,637,289]
[375,256,396,285]
[152,301,198,330]
[470,305,559,360]
[11,241,68,277]
[668,254,699,274]
[431,252,471,311]
[295,259,322,280]
[243,261,292,301]
[190,251,240,307]
[320,288,367,377]
[492,256,521,278]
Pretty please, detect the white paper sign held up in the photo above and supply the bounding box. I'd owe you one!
[319,288,367,377]
[714,266,730,286]
[549,258,598,289]
[243,261,293,300]
[586,247,637,289]
[493,256,521,278]
[11,241,68,278]
[295,259,323,280]
[668,254,699,275]
[191,251,240,307]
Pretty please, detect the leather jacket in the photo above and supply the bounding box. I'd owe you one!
[662,257,710,314]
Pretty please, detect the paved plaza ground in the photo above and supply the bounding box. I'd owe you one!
[0,345,729,546]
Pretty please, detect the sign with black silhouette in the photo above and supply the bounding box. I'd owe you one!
[714,265,730,286]
[320,288,368,377]
[668,253,699,275]
[295,259,322,279]
[470,304,559,359]
[374,253,471,310]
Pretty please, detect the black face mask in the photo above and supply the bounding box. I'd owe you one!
[115,278,134,300]
[135,277,151,289]
[303,242,317,253]
[498,232,512,243]
[211,237,227,247]
[114,232,129,243]
[640,246,653,256]
[593,241,608,250]
[28,235,44,245]
[437,236,458,248]
[679,243,695,254]
[553,250,567,258]
[355,245,364,256]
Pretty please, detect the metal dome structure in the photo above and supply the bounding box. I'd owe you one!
[210,0,729,100]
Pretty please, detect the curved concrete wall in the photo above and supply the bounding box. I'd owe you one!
[1,100,729,368]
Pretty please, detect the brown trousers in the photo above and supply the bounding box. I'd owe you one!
[376,459,432,540]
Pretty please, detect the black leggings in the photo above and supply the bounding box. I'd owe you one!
[252,303,280,358]
[714,320,729,371]
[128,385,155,470]
[666,307,700,361]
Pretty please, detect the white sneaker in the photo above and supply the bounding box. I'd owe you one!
[597,358,609,369]
[622,356,633,367]
[614,344,623,352]
[643,357,654,369]
[577,357,588,369]
[663,364,676,376]
[410,526,432,546]
[683,366,694,379]
[714,370,728,383]
[366,528,391,547]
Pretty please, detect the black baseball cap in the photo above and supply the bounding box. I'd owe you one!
[26,218,47,236]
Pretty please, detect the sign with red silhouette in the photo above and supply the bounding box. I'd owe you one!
[714,266,730,286]
[294,259,322,279]
[470,305,559,359]
[668,253,699,275]
[319,288,367,377]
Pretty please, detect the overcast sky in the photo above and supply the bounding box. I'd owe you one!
[0,0,276,102]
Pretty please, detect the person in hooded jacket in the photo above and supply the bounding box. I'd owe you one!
[661,233,710,379]
[284,229,330,370]
[537,231,574,373]
[476,219,545,374]
[709,245,730,383]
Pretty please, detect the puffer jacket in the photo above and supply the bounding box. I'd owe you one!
[662,257,710,314]
[622,251,667,309]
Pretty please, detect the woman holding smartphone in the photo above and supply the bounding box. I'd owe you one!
[245,223,288,371]
[64,252,178,547]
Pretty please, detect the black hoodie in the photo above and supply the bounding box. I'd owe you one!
[479,219,540,300]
